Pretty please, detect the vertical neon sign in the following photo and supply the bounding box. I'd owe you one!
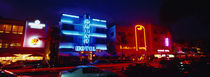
[83,19,91,45]
[165,38,169,46]
[135,25,147,51]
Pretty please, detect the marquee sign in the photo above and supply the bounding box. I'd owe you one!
[28,20,45,29]
[75,46,96,51]
[0,54,43,64]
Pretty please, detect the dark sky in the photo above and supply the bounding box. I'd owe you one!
[0,0,161,25]
[160,0,210,41]
[0,0,209,41]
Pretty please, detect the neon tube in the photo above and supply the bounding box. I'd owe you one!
[62,14,79,18]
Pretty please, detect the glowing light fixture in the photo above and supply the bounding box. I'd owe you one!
[60,19,73,24]
[59,43,74,49]
[168,54,175,58]
[28,36,42,47]
[161,54,166,57]
[92,19,106,22]
[62,30,82,36]
[28,20,45,29]
[62,14,79,18]
[96,44,107,50]
[90,33,107,38]
[135,25,147,51]
[62,30,106,38]
[91,24,107,28]
[154,54,162,58]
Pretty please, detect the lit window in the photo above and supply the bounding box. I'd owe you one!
[5,24,12,33]
[4,43,9,48]
[10,42,21,48]
[0,24,5,33]
[16,43,21,46]
[12,25,18,34]
[0,40,2,48]
[10,43,15,47]
[18,26,23,34]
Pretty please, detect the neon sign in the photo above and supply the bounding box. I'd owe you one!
[120,45,136,49]
[62,14,79,18]
[157,49,170,53]
[135,25,147,51]
[31,38,39,45]
[83,19,91,44]
[165,38,169,46]
[0,54,43,64]
[28,36,42,47]
[59,14,107,52]
[75,46,96,51]
[28,20,45,29]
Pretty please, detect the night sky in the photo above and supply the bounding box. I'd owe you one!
[0,0,209,41]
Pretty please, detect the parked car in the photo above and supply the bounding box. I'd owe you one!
[59,65,118,77]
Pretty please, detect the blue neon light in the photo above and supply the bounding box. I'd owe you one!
[62,14,79,18]
[90,33,107,38]
[100,20,106,22]
[59,43,74,49]
[92,19,107,22]
[60,14,108,52]
[83,19,91,44]
[62,30,106,38]
[75,46,96,51]
[96,44,107,50]
[62,30,82,36]
[91,24,107,28]
[60,19,73,24]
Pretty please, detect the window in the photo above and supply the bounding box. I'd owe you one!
[5,24,12,33]
[16,43,21,46]
[12,25,18,34]
[0,39,2,48]
[96,38,106,44]
[10,42,21,48]
[17,26,23,34]
[0,24,5,33]
[62,24,74,30]
[4,43,9,48]
[0,24,23,34]
[95,28,106,33]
